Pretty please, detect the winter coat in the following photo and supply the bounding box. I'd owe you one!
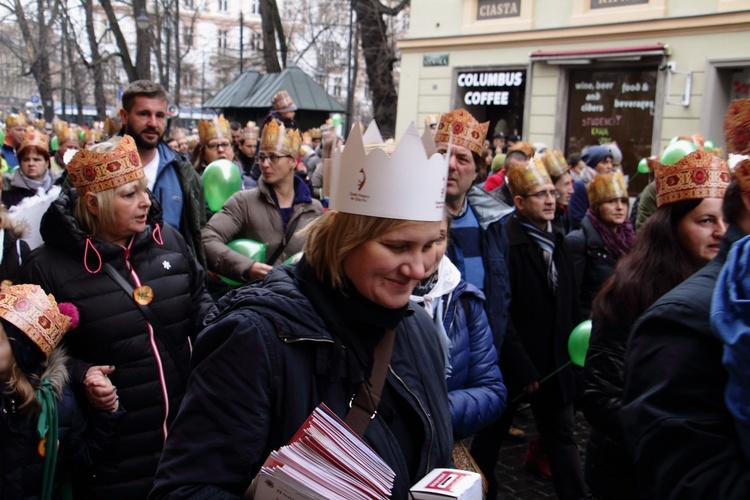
[502,214,580,404]
[0,349,123,500]
[0,212,29,283]
[18,190,213,499]
[2,170,56,209]
[566,215,619,319]
[202,176,323,281]
[567,180,589,231]
[622,228,750,499]
[149,260,454,500]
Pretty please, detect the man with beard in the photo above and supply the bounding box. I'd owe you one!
[119,80,207,267]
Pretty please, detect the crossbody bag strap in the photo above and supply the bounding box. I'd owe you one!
[103,263,190,384]
[265,215,302,265]
[345,328,396,437]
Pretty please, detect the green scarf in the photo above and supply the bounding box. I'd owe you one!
[36,377,59,500]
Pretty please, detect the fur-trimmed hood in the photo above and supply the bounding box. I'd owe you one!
[40,347,70,400]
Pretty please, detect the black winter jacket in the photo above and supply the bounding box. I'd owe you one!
[18,190,212,499]
[150,260,454,499]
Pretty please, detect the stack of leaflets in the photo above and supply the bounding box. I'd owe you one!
[254,404,395,500]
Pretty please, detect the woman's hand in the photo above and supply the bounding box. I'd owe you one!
[246,262,272,281]
[84,365,119,412]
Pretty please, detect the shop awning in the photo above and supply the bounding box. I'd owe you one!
[530,44,667,64]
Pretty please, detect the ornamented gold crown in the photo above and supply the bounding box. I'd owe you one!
[18,129,50,156]
[542,150,568,178]
[725,98,750,156]
[67,135,144,196]
[0,284,74,357]
[508,141,536,158]
[198,115,231,145]
[654,150,730,207]
[260,119,301,159]
[307,127,322,139]
[5,113,27,129]
[434,109,489,156]
[506,158,552,197]
[587,171,628,206]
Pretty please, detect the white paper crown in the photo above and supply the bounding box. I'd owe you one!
[329,121,449,221]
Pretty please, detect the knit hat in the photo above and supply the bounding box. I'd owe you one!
[506,157,552,197]
[272,90,297,114]
[654,150,731,207]
[0,284,78,377]
[582,145,612,169]
[5,113,27,129]
[491,153,506,173]
[66,135,144,196]
[198,115,232,145]
[587,171,628,206]
[260,118,301,160]
[18,129,50,157]
[434,108,489,156]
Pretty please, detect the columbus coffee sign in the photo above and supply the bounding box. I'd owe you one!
[477,0,521,20]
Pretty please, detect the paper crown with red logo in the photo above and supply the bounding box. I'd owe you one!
[541,149,568,178]
[198,115,231,145]
[272,90,297,113]
[18,129,50,157]
[328,121,448,222]
[6,113,27,129]
[0,284,78,360]
[67,135,144,196]
[507,157,552,197]
[260,118,302,159]
[654,150,730,207]
[724,98,750,192]
[587,171,628,206]
[508,141,536,158]
[434,109,489,156]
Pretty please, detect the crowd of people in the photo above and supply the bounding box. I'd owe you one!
[1,77,749,500]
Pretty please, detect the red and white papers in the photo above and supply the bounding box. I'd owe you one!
[410,468,483,500]
[254,404,395,500]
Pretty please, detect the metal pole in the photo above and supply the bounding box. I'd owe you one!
[61,13,67,120]
[239,10,244,74]
[345,0,355,133]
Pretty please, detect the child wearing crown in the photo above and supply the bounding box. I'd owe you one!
[0,284,122,499]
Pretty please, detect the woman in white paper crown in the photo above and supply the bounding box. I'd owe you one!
[151,122,454,499]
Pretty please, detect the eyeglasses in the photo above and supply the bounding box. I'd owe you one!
[522,190,560,200]
[256,154,292,164]
[206,141,232,150]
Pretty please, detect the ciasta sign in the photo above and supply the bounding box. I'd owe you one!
[477,0,521,20]
[457,71,524,106]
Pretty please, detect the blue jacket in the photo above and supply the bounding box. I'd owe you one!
[443,279,507,438]
[568,180,589,231]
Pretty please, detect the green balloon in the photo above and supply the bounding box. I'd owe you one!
[284,252,303,264]
[331,113,342,126]
[0,128,4,145]
[50,135,59,152]
[78,130,85,140]
[637,158,650,174]
[660,140,698,166]
[568,320,592,367]
[202,159,242,212]
[220,239,268,286]
[704,139,716,151]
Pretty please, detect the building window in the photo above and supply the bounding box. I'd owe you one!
[218,0,227,11]
[218,29,228,53]
[249,31,263,51]
[184,0,194,8]
[183,26,193,47]
[283,0,293,18]
[249,0,258,14]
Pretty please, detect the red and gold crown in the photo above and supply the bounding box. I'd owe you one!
[654,150,730,207]
[506,157,552,197]
[508,141,536,158]
[67,135,144,196]
[725,98,750,156]
[542,150,568,178]
[434,109,489,156]
[587,171,628,206]
[18,129,50,157]
[198,115,231,145]
[260,119,301,159]
[6,113,27,129]
[0,284,75,357]
[272,90,296,113]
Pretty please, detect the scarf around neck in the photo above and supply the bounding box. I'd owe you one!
[515,212,558,292]
[586,208,636,259]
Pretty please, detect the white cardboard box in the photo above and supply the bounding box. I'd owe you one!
[409,468,483,500]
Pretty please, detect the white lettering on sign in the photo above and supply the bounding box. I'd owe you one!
[614,99,654,110]
[581,102,604,112]
[464,91,510,106]
[478,1,519,18]
[457,72,524,88]
[621,82,649,93]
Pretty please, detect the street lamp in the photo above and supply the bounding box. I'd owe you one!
[136,11,150,30]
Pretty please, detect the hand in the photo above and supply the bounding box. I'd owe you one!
[84,365,119,412]
[247,262,272,281]
[522,381,540,394]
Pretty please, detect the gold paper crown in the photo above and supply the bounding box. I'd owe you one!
[307,127,322,139]
[82,129,102,144]
[587,171,628,206]
[67,135,144,196]
[245,120,257,128]
[508,141,536,158]
[507,158,552,197]
[424,114,440,127]
[542,150,568,178]
[654,150,730,207]
[260,119,301,159]
[725,98,750,156]
[0,284,73,357]
[31,119,46,131]
[434,109,489,156]
[18,129,50,156]
[198,115,231,145]
[272,90,296,112]
[6,113,27,129]
[239,126,258,141]
[104,117,120,137]
[56,124,78,143]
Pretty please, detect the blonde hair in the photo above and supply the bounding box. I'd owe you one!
[303,211,418,289]
[75,177,148,237]
[0,325,39,414]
